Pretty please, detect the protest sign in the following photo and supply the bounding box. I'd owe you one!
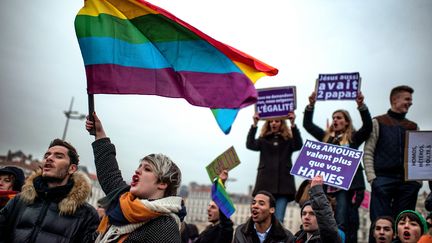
[255,86,296,119]
[206,146,240,182]
[315,72,361,101]
[404,131,432,180]
[290,139,363,190]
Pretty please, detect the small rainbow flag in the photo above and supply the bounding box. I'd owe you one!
[211,178,235,218]
[75,0,277,130]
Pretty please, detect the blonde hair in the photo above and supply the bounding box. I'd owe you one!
[322,109,354,145]
[259,119,293,140]
[141,153,182,197]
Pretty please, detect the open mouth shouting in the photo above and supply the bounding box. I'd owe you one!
[251,209,260,220]
[333,123,339,129]
[131,174,139,187]
[376,236,387,243]
[402,231,411,240]
[43,163,54,172]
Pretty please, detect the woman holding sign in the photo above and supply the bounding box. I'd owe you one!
[246,112,303,223]
[303,91,372,243]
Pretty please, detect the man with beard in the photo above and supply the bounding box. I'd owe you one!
[0,139,99,243]
[233,190,294,243]
[194,170,233,243]
[294,175,341,243]
[193,201,233,243]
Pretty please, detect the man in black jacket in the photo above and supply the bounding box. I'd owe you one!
[294,175,341,243]
[0,139,99,243]
[194,170,233,243]
[233,190,294,243]
[194,200,233,243]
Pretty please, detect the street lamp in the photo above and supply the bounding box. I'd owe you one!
[62,97,86,140]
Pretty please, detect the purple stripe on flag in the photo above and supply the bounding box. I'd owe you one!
[85,64,257,108]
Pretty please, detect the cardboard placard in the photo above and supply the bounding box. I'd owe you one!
[206,146,240,182]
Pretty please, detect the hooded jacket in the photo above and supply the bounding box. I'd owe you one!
[0,170,99,243]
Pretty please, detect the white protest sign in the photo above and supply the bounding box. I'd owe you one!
[404,131,432,180]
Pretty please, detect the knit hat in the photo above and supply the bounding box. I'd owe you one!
[300,200,312,215]
[395,210,428,235]
[0,166,25,191]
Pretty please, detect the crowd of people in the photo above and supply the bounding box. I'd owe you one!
[0,84,431,243]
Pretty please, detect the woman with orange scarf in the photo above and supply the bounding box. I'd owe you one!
[86,113,185,243]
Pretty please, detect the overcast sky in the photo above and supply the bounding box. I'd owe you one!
[1,0,431,194]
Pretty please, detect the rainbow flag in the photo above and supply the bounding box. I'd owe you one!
[211,178,235,218]
[75,0,277,132]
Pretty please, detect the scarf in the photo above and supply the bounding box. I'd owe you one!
[96,192,182,243]
[0,190,18,208]
[33,176,74,202]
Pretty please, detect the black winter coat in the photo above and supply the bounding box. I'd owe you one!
[294,185,342,243]
[233,214,295,243]
[194,209,233,243]
[247,125,303,197]
[0,171,99,243]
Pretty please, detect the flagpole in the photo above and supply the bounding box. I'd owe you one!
[88,94,96,136]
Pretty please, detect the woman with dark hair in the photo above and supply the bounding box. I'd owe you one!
[303,91,372,243]
[246,111,303,223]
[393,210,428,243]
[0,166,25,209]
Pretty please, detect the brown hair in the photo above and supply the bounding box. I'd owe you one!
[295,180,311,206]
[49,139,79,165]
[259,119,292,140]
[323,109,354,145]
[390,85,414,104]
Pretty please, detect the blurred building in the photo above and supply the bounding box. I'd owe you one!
[183,181,302,233]
[0,150,42,176]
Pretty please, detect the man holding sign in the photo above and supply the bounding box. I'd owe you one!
[302,89,372,243]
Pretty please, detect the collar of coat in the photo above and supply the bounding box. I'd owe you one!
[241,214,288,240]
[19,169,92,215]
[294,229,320,243]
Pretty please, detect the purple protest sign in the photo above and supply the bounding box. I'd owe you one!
[315,72,361,101]
[290,139,363,190]
[255,86,296,119]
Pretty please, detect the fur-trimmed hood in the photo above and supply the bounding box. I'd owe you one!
[20,169,92,215]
